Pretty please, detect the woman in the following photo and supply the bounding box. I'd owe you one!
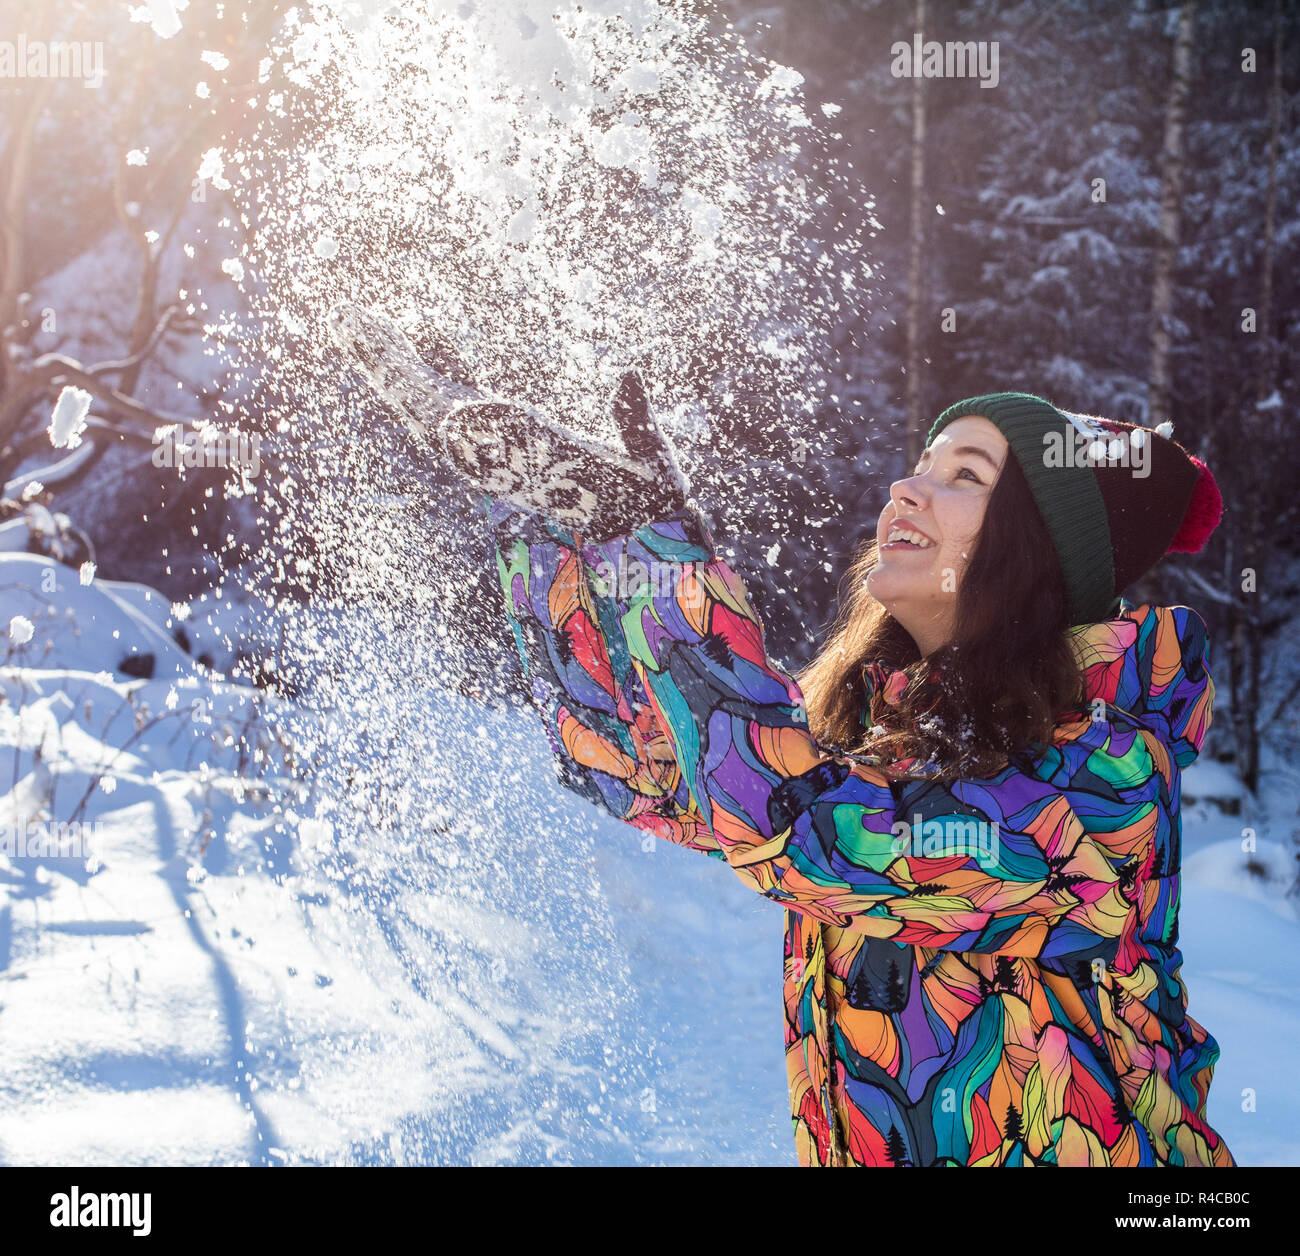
[441,381,1236,1168]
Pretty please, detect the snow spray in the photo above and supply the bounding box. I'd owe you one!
[200,0,875,1162]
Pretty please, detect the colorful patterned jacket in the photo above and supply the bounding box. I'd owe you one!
[489,499,1235,1167]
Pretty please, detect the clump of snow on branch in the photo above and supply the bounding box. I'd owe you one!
[48,386,92,449]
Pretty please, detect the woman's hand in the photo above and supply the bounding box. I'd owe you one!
[328,301,700,544]
[440,371,696,544]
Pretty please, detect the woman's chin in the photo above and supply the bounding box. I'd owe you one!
[865,570,903,612]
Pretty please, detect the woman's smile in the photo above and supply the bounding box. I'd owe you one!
[880,518,936,550]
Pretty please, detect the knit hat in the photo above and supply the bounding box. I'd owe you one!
[925,392,1223,625]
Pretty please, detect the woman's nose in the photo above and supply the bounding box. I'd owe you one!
[890,475,924,512]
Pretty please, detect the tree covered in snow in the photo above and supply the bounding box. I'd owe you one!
[728,0,1299,788]
[0,0,292,599]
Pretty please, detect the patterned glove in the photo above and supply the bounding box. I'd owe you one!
[440,372,707,545]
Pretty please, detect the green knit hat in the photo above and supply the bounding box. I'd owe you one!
[925,392,1222,626]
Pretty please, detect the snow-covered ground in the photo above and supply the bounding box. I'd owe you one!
[0,548,1294,1165]
[0,549,788,1164]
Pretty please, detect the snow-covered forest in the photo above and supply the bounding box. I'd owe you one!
[1,0,1296,1169]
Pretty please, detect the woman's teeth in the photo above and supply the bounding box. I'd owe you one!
[886,527,933,548]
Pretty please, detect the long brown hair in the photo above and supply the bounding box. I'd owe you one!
[795,451,1084,780]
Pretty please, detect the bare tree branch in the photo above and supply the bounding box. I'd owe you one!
[0,78,55,354]
[83,304,197,377]
[18,356,196,429]
[1265,674,1300,733]
[3,437,101,497]
[1178,564,1235,607]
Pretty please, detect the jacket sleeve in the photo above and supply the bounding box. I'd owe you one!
[491,502,721,857]
[492,501,1137,962]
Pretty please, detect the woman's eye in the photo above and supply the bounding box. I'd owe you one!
[954,466,983,483]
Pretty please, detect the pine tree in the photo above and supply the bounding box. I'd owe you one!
[885,1122,912,1167]
[847,969,874,1009]
[887,959,909,1008]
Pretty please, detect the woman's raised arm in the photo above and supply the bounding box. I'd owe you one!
[491,502,721,857]
[493,499,1142,968]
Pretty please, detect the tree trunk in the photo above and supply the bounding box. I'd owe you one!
[1226,0,1282,796]
[1241,0,1283,795]
[1147,0,1197,429]
[1255,0,1281,410]
[904,0,928,467]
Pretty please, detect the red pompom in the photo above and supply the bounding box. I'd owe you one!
[1167,457,1223,553]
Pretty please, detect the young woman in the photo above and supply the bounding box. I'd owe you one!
[441,381,1236,1168]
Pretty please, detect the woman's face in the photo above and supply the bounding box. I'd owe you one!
[866,415,1009,656]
